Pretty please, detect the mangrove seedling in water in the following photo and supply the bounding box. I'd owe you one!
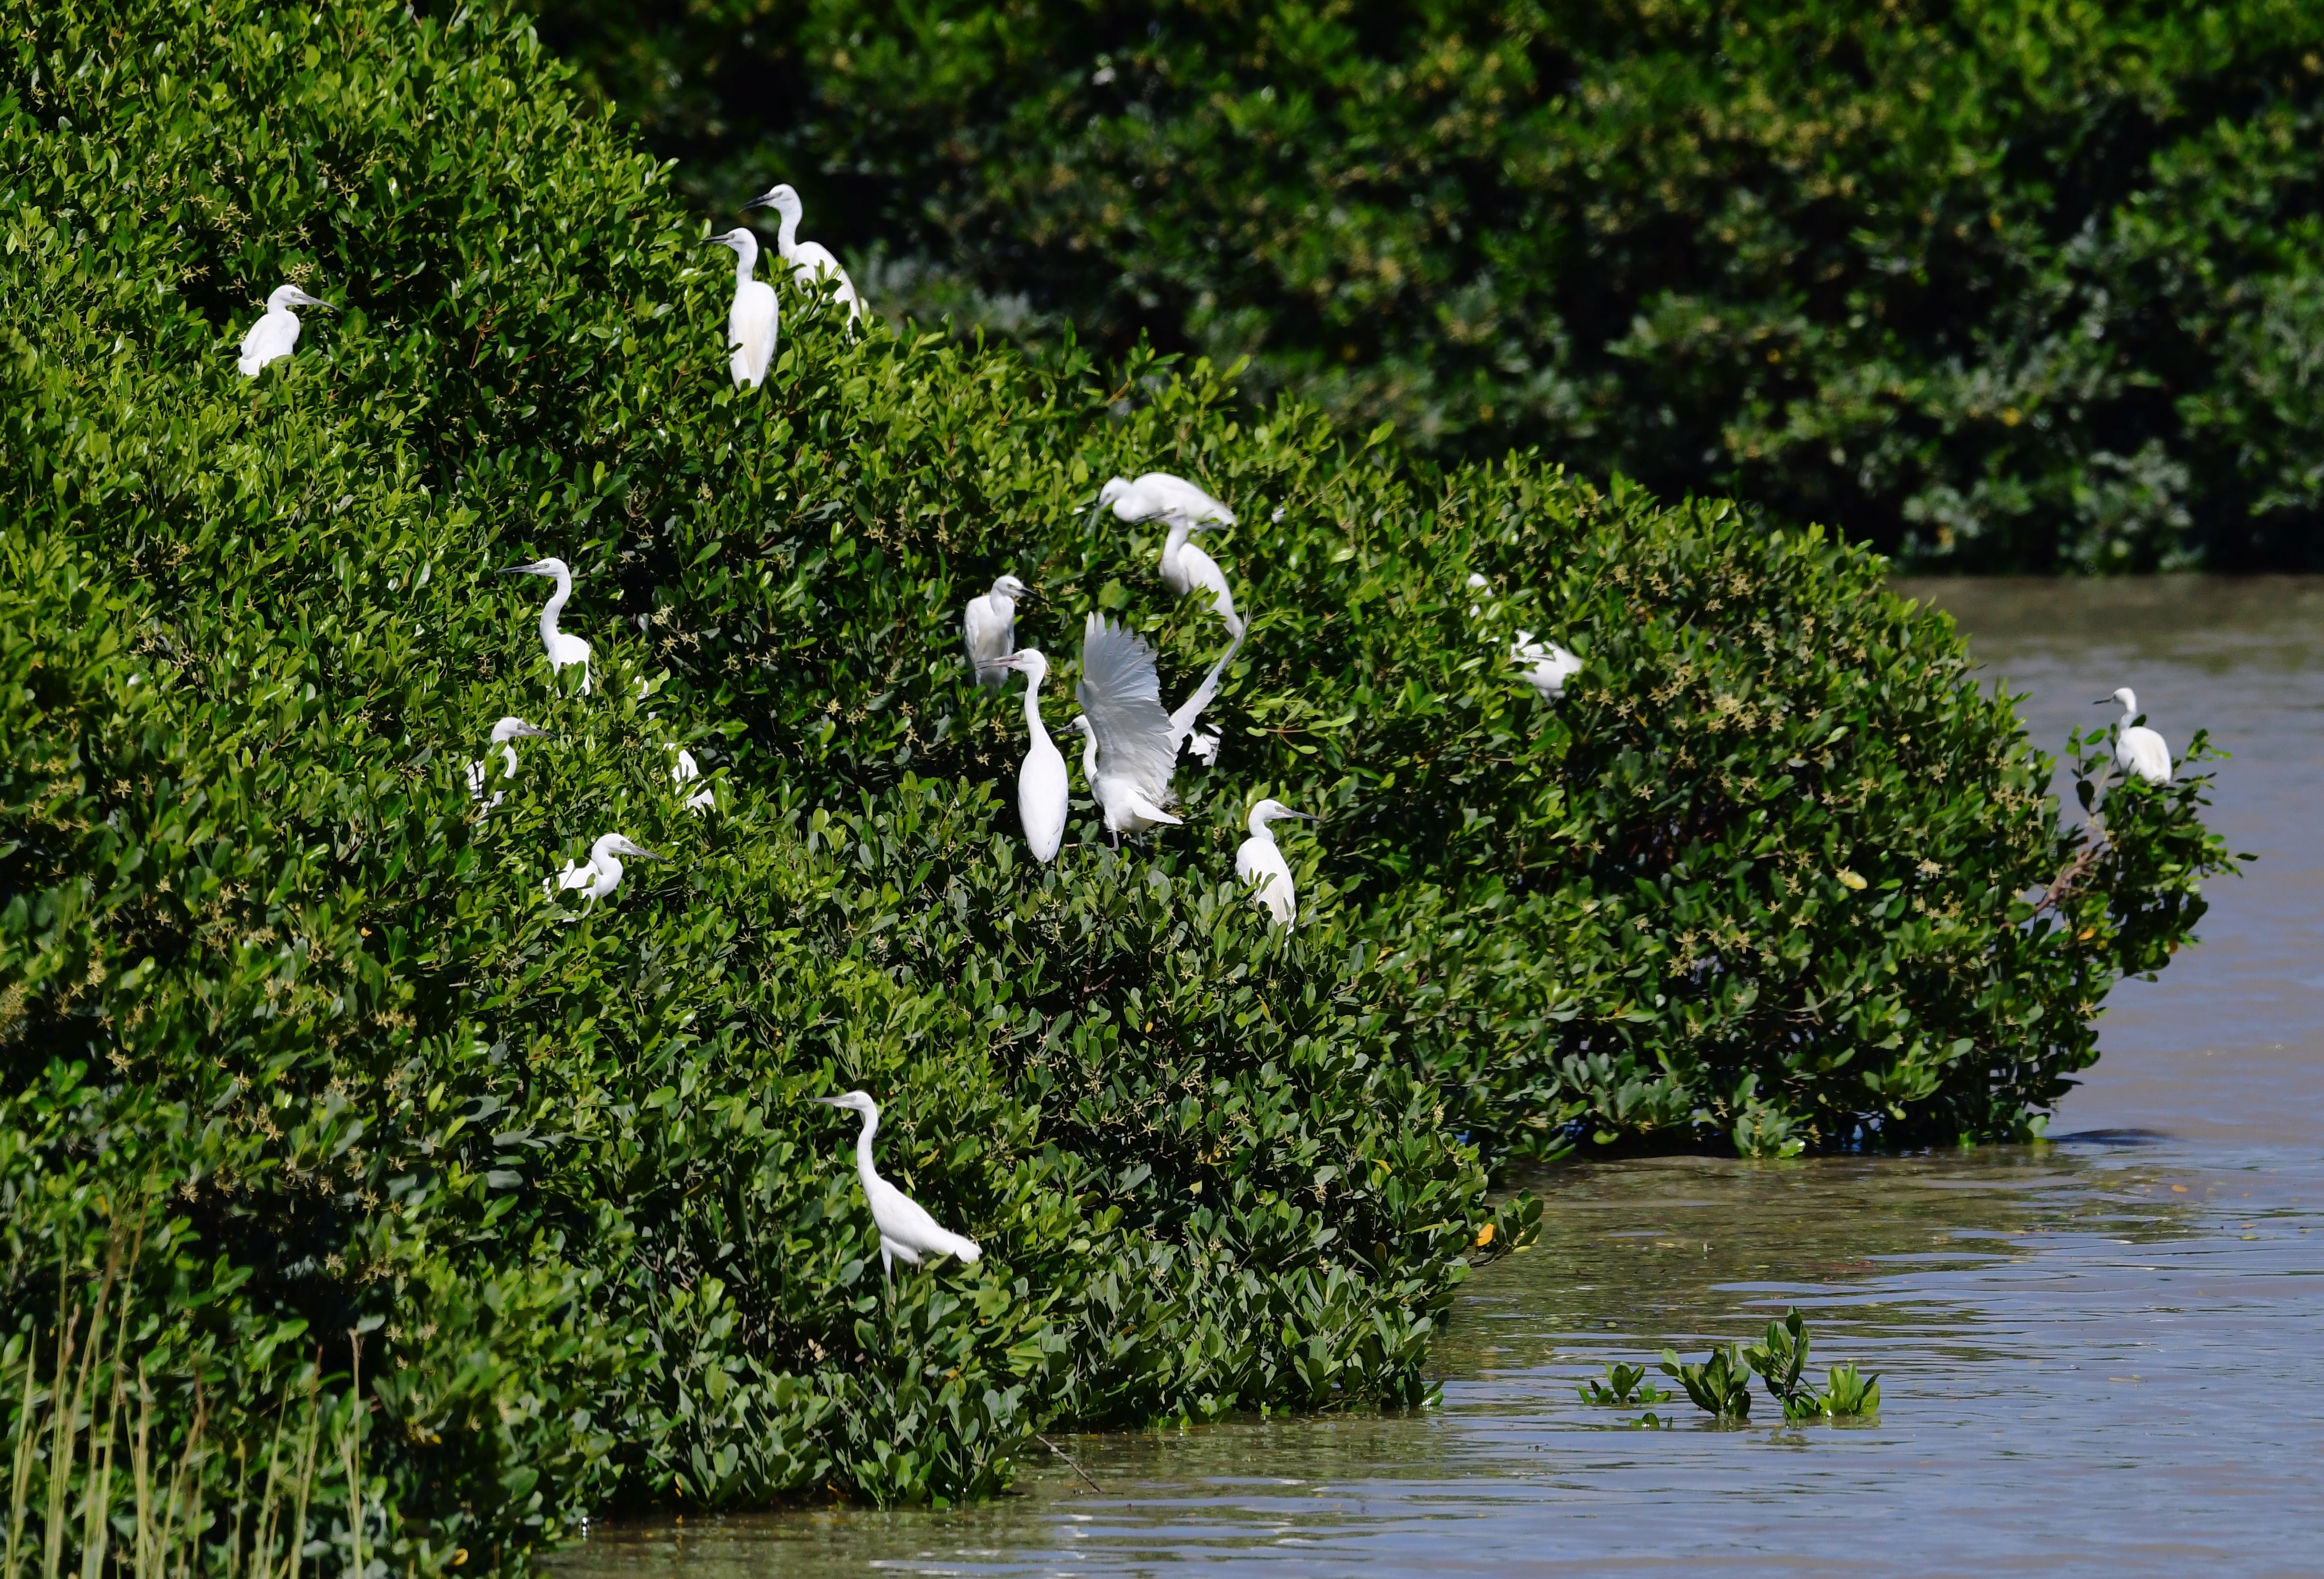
[1577,1362,1671,1408]
[1657,1343,1756,1420]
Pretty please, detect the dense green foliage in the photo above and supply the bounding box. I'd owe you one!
[1,0,2228,1574]
[545,0,2324,571]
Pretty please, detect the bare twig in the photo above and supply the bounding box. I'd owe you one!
[2036,841,2104,915]
[1034,1434,1103,1495]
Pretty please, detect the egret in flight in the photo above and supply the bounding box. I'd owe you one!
[237,285,331,377]
[1236,799,1318,926]
[1099,474,1245,638]
[497,558,593,695]
[743,184,863,321]
[996,649,1068,861]
[964,575,1029,690]
[466,716,547,810]
[708,229,778,388]
[810,1091,981,1284]
[544,833,663,914]
[669,746,717,812]
[2098,687,2173,784]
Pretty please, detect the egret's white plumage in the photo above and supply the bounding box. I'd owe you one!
[2099,687,2173,784]
[543,833,663,913]
[1165,618,1246,766]
[1074,616,1186,837]
[1513,631,1584,699]
[1236,799,1318,926]
[237,285,331,377]
[497,557,593,694]
[670,746,717,812]
[810,1091,981,1283]
[964,574,1029,689]
[466,716,546,810]
[744,184,863,321]
[1099,474,1244,636]
[998,649,1068,862]
[709,228,779,388]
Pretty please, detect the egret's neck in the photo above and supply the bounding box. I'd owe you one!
[1080,731,1100,783]
[2119,696,2138,726]
[1019,672,1048,735]
[1163,522,1193,557]
[854,1106,881,1186]
[1246,814,1279,843]
[540,568,572,641]
[500,743,520,779]
[731,237,759,285]
[776,206,801,259]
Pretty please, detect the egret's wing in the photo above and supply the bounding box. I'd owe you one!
[867,1176,980,1262]
[1076,614,1177,800]
[963,595,1012,667]
[238,311,298,374]
[1168,620,1247,748]
[1136,472,1235,526]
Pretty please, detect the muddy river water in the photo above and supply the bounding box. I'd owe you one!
[550,578,2324,1576]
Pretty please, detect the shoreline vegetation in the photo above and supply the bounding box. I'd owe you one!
[2,1,2231,1574]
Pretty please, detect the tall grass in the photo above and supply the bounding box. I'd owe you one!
[4,1224,355,1579]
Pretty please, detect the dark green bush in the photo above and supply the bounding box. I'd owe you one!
[544,0,2324,571]
[0,0,2227,1575]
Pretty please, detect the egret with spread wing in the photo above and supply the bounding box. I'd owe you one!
[1075,615,1186,839]
[964,575,1029,689]
[743,184,863,322]
[1099,473,1245,637]
[810,1091,981,1284]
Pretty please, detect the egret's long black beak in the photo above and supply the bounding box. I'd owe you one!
[807,1095,846,1107]
[632,849,667,863]
[742,193,773,211]
[495,565,534,576]
[2092,698,2112,705]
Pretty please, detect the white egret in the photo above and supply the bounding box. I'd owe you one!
[708,228,778,389]
[1236,799,1318,926]
[1073,615,1188,839]
[1513,631,1584,700]
[1164,618,1246,766]
[809,1091,981,1284]
[466,716,547,810]
[669,746,717,812]
[2098,687,2173,784]
[964,574,1030,689]
[1098,474,1245,637]
[496,558,593,695]
[237,285,331,377]
[996,649,1068,861]
[543,833,663,914]
[742,184,863,321]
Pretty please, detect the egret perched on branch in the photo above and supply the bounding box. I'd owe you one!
[742,184,863,322]
[997,649,1068,861]
[2098,687,2173,784]
[1099,474,1245,638]
[1236,799,1319,926]
[543,834,663,914]
[963,575,1029,690]
[810,1091,981,1284]
[708,229,778,388]
[237,285,332,377]
[466,716,547,811]
[669,746,717,812]
[497,558,593,695]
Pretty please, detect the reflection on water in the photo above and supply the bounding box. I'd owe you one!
[550,579,2324,1577]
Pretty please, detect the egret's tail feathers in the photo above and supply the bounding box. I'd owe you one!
[1127,794,1183,826]
[931,1228,982,1264]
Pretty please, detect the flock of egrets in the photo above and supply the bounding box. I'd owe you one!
[230,183,2178,1288]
